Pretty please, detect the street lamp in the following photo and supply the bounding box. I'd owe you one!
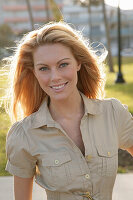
[115,0,125,83]
[105,0,133,83]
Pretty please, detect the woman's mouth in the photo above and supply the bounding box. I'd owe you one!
[50,82,68,91]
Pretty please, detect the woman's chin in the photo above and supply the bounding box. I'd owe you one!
[50,93,69,102]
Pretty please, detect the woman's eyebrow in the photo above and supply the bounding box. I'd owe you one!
[35,58,71,66]
[57,58,71,64]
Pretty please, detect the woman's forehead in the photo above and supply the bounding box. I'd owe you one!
[33,43,74,65]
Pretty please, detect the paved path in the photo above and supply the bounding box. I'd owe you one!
[0,174,133,200]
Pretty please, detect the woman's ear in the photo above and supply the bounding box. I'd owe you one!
[77,63,81,71]
[32,68,36,77]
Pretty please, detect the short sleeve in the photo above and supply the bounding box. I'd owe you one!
[111,98,133,150]
[5,122,37,178]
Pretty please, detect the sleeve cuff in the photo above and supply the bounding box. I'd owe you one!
[5,160,35,178]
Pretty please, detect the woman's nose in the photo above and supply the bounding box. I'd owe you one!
[50,68,61,82]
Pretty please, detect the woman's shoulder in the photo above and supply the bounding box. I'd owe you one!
[6,120,28,153]
[81,91,124,109]
[95,98,131,121]
[7,111,38,140]
[7,98,48,140]
[89,97,129,115]
[101,98,128,111]
[87,96,125,107]
[81,92,128,115]
[7,121,23,140]
[6,112,39,153]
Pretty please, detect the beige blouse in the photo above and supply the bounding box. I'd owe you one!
[5,92,133,200]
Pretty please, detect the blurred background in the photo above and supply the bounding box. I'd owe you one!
[0,0,133,176]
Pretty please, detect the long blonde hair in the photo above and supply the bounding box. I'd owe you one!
[6,21,106,121]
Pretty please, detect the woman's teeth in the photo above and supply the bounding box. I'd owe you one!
[51,83,66,89]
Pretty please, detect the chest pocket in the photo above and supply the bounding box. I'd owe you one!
[96,147,118,177]
[40,151,72,188]
[91,113,119,177]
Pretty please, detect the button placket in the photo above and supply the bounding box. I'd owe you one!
[80,191,94,200]
[54,114,92,192]
[85,174,90,179]
[107,151,111,156]
[54,159,59,165]
[85,155,92,162]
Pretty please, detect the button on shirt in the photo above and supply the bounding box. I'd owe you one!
[5,92,133,200]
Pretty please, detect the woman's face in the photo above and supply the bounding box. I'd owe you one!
[33,43,81,102]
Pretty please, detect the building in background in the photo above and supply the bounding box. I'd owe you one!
[0,0,63,32]
[0,0,133,55]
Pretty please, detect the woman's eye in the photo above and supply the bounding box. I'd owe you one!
[39,66,49,71]
[60,63,68,68]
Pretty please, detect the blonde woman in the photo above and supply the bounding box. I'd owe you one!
[5,21,133,200]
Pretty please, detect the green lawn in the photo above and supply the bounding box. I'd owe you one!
[0,68,11,176]
[105,57,133,114]
[0,111,10,176]
[0,57,133,176]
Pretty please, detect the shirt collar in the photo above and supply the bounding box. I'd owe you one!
[80,92,103,116]
[31,92,103,129]
[31,96,56,128]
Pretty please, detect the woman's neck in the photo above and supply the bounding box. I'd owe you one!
[49,90,84,121]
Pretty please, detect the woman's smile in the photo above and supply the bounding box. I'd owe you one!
[50,82,68,92]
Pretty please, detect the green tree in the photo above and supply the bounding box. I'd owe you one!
[0,24,15,48]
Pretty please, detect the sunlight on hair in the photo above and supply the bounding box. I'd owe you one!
[90,42,108,64]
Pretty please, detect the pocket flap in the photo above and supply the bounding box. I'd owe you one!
[42,151,72,166]
[96,147,118,158]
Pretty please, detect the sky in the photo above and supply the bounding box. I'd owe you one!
[105,0,133,10]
